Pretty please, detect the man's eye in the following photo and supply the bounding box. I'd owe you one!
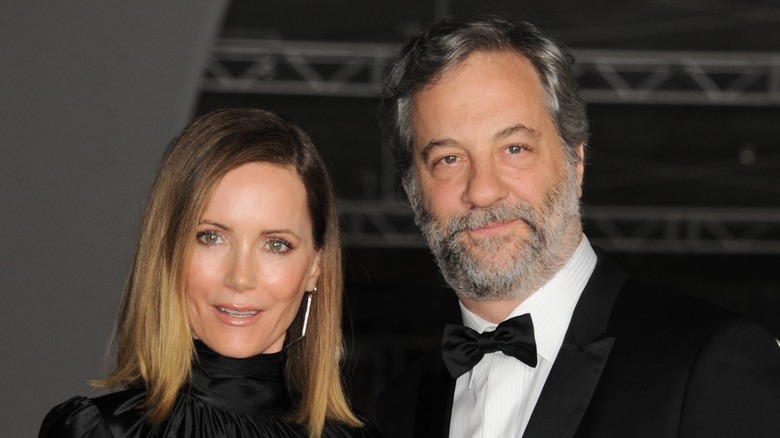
[507,145,523,154]
[196,231,221,245]
[441,155,458,164]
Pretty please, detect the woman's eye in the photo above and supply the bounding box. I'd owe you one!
[196,231,222,245]
[267,238,293,253]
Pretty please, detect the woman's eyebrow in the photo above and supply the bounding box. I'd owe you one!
[198,220,230,231]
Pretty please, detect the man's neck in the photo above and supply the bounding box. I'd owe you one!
[459,296,528,324]
[458,232,585,324]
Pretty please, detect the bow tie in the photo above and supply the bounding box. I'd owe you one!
[441,313,537,378]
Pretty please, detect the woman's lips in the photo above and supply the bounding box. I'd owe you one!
[214,305,261,326]
[218,307,258,317]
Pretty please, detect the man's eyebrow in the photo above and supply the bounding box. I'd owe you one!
[494,124,542,142]
[420,138,458,163]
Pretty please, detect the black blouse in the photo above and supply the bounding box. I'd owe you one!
[39,341,379,437]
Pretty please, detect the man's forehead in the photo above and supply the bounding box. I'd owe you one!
[408,51,557,155]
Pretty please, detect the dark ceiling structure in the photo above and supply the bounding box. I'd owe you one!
[199,0,780,254]
[193,0,780,412]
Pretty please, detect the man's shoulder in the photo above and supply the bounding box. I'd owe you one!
[604,277,780,369]
[611,278,741,336]
[590,246,750,336]
[589,277,780,436]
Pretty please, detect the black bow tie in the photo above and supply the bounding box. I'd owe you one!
[441,313,537,378]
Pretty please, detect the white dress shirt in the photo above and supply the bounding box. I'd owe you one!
[449,236,597,438]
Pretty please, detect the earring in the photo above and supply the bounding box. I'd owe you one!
[300,288,315,338]
[284,288,316,349]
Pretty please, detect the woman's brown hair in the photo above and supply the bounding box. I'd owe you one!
[98,108,360,437]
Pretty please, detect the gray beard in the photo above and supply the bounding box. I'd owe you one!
[409,165,582,302]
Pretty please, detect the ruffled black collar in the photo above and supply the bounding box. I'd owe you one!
[189,340,293,416]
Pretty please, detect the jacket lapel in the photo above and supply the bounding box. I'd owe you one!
[414,354,455,438]
[523,248,627,438]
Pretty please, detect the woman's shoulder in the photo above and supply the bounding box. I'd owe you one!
[39,395,114,437]
[39,387,147,438]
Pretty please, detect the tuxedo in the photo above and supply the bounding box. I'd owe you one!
[376,247,780,437]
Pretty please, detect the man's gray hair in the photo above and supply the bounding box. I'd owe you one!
[380,15,589,184]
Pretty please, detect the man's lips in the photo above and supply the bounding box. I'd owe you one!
[467,219,519,236]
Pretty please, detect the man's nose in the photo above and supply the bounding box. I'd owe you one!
[462,158,508,208]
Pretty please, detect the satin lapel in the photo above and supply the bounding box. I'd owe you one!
[523,247,628,438]
[414,357,455,438]
[523,338,614,438]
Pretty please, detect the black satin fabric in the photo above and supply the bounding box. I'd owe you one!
[441,313,537,378]
[39,341,379,437]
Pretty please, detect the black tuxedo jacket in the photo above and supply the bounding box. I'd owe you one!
[376,248,780,437]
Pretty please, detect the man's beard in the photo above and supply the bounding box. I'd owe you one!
[408,164,582,302]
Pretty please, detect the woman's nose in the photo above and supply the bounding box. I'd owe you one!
[224,248,257,292]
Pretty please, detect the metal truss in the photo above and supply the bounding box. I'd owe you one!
[583,206,780,254]
[202,40,780,254]
[202,39,395,97]
[573,50,780,106]
[203,39,780,105]
[339,200,780,254]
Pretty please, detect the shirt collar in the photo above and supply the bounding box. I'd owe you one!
[460,236,597,363]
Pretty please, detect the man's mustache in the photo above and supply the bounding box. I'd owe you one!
[444,203,539,240]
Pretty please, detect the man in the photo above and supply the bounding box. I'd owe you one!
[375,15,780,438]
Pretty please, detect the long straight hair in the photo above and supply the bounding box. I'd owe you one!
[98,108,361,437]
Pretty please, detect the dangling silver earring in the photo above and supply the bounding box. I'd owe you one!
[284,287,316,349]
[300,287,315,338]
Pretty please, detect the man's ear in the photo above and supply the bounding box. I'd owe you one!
[575,143,585,198]
[400,172,422,218]
[401,177,411,199]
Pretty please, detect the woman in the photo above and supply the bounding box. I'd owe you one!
[40,108,379,438]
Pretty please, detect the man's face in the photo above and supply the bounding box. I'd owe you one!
[408,50,584,302]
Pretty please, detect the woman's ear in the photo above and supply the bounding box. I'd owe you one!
[306,251,322,291]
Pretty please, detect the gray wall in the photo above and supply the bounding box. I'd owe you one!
[0,2,227,435]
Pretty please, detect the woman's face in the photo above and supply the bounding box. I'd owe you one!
[186,162,321,358]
